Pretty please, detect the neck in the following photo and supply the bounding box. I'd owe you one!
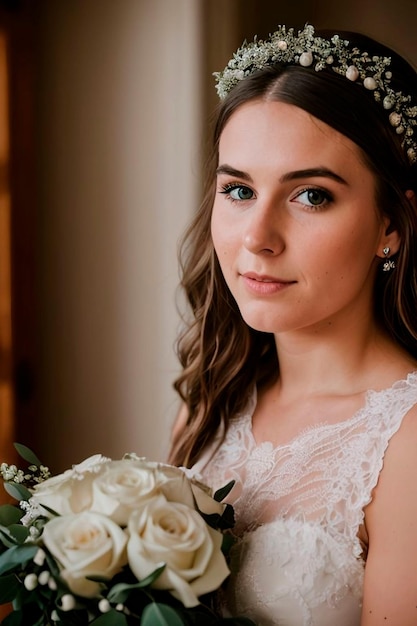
[273,315,411,402]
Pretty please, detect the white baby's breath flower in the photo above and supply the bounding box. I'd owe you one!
[20,499,44,526]
[0,463,25,483]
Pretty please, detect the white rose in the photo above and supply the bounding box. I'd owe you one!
[90,459,225,526]
[42,511,128,598]
[127,494,230,608]
[30,455,111,516]
[90,459,162,525]
[149,462,227,518]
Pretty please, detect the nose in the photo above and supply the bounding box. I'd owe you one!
[243,201,285,255]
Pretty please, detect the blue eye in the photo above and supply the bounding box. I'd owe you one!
[220,184,254,201]
[295,187,332,208]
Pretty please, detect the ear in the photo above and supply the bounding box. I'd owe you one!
[376,218,400,259]
[375,191,412,259]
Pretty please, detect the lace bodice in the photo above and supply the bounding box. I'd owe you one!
[192,372,417,626]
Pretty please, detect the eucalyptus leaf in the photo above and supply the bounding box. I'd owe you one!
[0,505,24,527]
[86,573,111,583]
[0,528,23,549]
[107,564,166,603]
[90,609,128,625]
[13,444,42,467]
[6,524,30,545]
[0,572,21,602]
[213,480,235,502]
[141,602,185,626]
[3,482,32,503]
[0,544,38,575]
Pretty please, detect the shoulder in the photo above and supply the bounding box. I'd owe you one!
[371,399,417,500]
[362,401,417,623]
[366,396,417,525]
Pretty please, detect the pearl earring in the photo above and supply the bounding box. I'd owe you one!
[382,246,396,271]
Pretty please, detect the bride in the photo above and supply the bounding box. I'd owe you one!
[169,25,417,626]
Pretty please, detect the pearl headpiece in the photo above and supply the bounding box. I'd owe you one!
[214,24,417,164]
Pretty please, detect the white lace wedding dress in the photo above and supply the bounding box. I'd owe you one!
[192,373,417,626]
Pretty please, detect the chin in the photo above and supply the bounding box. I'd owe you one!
[240,311,285,334]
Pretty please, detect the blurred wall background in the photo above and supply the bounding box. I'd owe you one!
[2,0,417,472]
[34,0,203,469]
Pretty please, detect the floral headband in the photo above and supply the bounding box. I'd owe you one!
[214,24,417,164]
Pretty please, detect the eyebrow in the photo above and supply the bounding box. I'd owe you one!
[216,164,348,186]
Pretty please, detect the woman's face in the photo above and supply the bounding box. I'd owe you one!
[211,99,398,337]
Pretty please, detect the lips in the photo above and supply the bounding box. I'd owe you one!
[241,272,295,294]
[242,272,294,283]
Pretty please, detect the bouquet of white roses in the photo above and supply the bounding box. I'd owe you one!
[0,445,255,626]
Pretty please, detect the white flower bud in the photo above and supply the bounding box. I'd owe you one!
[33,548,46,566]
[51,610,60,622]
[60,594,76,611]
[389,112,401,127]
[363,77,377,90]
[98,599,111,613]
[383,96,394,110]
[38,570,50,585]
[48,577,58,590]
[346,65,359,81]
[299,51,313,67]
[24,573,38,591]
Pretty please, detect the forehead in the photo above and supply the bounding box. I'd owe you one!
[219,99,369,175]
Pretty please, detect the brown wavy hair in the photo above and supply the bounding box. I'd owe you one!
[169,30,417,468]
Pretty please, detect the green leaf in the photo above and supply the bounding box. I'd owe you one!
[0,528,19,549]
[200,502,235,531]
[3,483,32,503]
[107,564,166,603]
[37,504,59,518]
[141,602,185,626]
[91,610,128,625]
[0,572,21,603]
[86,574,111,584]
[5,525,30,545]
[221,533,235,556]
[213,480,235,502]
[0,505,23,527]
[0,544,38,575]
[13,444,42,467]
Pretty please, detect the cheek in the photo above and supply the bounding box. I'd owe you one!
[211,208,232,261]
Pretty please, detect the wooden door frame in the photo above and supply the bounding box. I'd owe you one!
[0,0,37,454]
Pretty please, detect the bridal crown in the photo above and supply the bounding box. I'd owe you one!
[214,24,417,164]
